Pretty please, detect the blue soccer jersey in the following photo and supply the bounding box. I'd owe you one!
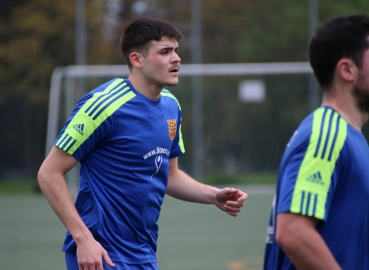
[55,78,185,263]
[264,106,369,269]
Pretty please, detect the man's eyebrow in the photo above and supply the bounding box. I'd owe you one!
[157,46,179,52]
[159,45,178,50]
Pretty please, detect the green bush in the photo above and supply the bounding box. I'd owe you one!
[0,179,39,194]
[203,172,277,185]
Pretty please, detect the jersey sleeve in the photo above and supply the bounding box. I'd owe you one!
[169,107,185,158]
[161,89,185,159]
[278,107,348,221]
[54,78,134,160]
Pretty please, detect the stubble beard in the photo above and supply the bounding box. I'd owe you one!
[353,84,369,113]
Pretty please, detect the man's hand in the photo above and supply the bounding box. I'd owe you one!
[76,237,115,270]
[215,188,248,217]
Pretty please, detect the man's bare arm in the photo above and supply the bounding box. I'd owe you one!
[276,212,341,270]
[38,146,114,269]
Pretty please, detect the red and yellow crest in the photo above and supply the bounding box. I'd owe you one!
[167,119,177,140]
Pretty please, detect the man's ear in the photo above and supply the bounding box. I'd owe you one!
[336,58,357,83]
[130,52,143,69]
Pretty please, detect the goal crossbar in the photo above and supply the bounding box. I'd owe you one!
[46,62,312,156]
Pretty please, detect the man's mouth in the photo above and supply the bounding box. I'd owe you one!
[169,67,179,73]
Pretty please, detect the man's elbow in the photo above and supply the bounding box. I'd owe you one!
[37,167,47,187]
[37,164,52,190]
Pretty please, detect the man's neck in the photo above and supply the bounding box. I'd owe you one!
[128,74,163,101]
[321,89,368,132]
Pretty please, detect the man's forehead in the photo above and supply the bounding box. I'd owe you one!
[149,36,178,47]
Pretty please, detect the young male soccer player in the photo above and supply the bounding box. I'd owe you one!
[38,17,248,270]
[263,14,369,269]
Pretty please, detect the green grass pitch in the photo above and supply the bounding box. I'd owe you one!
[0,185,274,270]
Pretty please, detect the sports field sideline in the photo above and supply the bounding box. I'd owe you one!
[0,184,274,270]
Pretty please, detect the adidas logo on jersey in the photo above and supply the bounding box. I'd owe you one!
[306,171,324,185]
[73,124,85,135]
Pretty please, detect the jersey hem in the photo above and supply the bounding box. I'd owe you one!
[63,251,157,264]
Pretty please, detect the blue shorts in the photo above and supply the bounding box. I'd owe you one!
[65,252,158,270]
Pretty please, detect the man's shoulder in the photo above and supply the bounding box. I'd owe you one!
[296,107,348,141]
[160,88,182,108]
[161,88,178,99]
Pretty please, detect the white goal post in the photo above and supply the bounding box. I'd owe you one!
[46,62,314,194]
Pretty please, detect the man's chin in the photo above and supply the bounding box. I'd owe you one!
[166,80,179,86]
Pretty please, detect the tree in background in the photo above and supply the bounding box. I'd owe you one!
[0,0,368,179]
[0,0,76,178]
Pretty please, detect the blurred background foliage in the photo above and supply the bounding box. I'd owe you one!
[0,0,368,182]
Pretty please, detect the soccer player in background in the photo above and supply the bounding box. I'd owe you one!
[38,17,248,270]
[263,14,369,269]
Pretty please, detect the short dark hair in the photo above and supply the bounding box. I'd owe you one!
[120,17,183,69]
[309,14,369,88]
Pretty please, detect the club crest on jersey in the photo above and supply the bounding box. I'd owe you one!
[167,119,177,140]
